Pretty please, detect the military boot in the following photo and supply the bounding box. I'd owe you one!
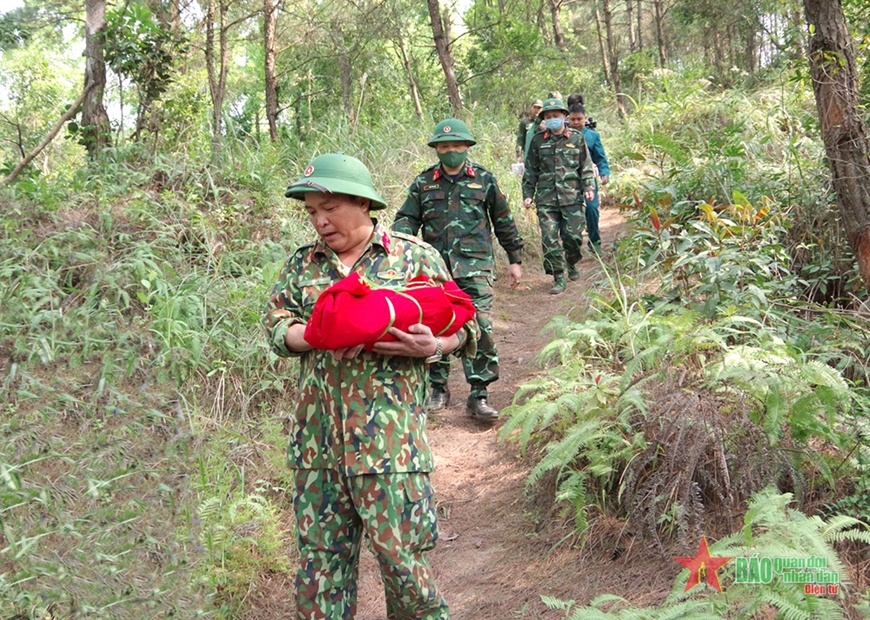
[550,274,567,295]
[427,386,450,412]
[567,263,580,281]
[466,395,499,420]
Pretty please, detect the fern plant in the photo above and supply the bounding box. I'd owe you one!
[542,488,870,619]
[500,277,863,546]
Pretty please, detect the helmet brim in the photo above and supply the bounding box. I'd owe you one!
[427,134,477,147]
[285,178,388,210]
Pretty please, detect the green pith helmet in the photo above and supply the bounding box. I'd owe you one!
[427,118,477,147]
[531,99,543,107]
[540,98,568,114]
[285,153,387,210]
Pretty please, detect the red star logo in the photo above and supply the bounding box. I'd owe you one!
[673,535,732,592]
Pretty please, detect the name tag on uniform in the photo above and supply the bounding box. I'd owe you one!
[467,183,483,189]
[423,184,440,191]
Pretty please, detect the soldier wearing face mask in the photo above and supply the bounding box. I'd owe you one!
[522,98,595,294]
[393,118,524,421]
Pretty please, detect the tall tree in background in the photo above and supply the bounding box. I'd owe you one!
[82,0,110,156]
[263,0,278,142]
[803,0,870,290]
[550,0,566,50]
[427,0,462,114]
[601,0,626,117]
[652,0,666,67]
[206,0,229,152]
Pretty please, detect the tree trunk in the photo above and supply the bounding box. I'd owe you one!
[396,37,424,121]
[636,0,643,50]
[339,52,354,122]
[804,0,870,290]
[427,0,462,115]
[653,0,666,68]
[2,82,96,186]
[82,0,110,157]
[602,0,626,117]
[550,0,565,50]
[594,3,612,84]
[206,0,229,154]
[626,0,636,53]
[536,0,549,44]
[264,0,279,142]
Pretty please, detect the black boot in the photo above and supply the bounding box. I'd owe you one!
[466,395,499,420]
[428,386,450,412]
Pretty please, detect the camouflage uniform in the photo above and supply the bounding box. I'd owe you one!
[522,124,594,276]
[516,117,535,158]
[265,215,476,618]
[393,161,523,399]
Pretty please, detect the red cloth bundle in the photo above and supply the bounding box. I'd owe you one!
[304,272,476,351]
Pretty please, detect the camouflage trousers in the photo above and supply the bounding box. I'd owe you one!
[429,275,496,398]
[292,468,449,619]
[537,204,585,275]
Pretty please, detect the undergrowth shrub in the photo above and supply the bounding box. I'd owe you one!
[500,289,868,549]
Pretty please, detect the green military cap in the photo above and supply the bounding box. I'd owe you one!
[540,98,568,114]
[531,99,543,107]
[285,153,387,210]
[427,118,477,147]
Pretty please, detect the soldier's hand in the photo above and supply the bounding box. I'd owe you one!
[371,323,437,358]
[600,175,609,185]
[585,189,595,202]
[331,344,365,360]
[523,197,534,209]
[507,263,522,290]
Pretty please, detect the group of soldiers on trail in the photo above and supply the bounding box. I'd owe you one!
[262,98,610,618]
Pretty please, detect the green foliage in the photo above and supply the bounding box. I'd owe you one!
[103,2,188,137]
[500,278,867,547]
[543,488,870,619]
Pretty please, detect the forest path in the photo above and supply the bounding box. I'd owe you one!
[354,208,672,619]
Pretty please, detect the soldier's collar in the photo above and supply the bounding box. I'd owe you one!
[433,163,475,181]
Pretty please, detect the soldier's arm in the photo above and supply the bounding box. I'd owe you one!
[589,131,611,178]
[516,120,526,155]
[392,181,423,236]
[578,138,595,190]
[487,175,523,264]
[262,253,309,357]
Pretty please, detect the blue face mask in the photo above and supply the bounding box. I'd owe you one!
[544,117,564,131]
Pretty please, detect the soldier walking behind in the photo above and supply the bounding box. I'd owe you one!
[264,153,477,619]
[394,119,524,421]
[567,103,611,253]
[522,98,594,294]
[516,98,543,161]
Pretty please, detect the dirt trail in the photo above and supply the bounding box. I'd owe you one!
[354,208,672,619]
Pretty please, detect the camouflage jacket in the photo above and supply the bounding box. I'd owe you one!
[516,117,535,155]
[262,221,478,476]
[522,127,594,208]
[393,162,524,279]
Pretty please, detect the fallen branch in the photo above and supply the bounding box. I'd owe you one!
[1,81,96,187]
